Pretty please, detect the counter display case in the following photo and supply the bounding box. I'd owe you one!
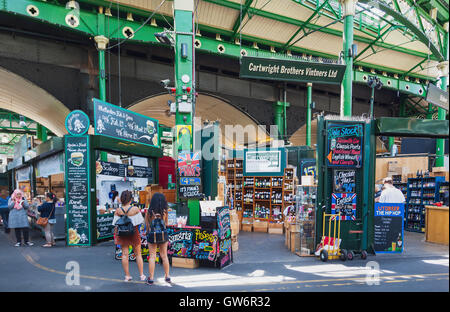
[295,185,317,256]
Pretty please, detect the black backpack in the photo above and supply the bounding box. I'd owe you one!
[116,207,135,237]
[147,212,168,244]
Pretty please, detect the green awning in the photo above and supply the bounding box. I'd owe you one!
[376,117,449,138]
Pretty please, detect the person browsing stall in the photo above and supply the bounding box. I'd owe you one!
[37,192,57,247]
[379,177,406,203]
[112,190,146,282]
[145,192,171,285]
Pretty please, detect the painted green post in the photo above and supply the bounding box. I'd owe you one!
[435,22,448,167]
[388,136,394,151]
[273,101,290,140]
[37,124,48,142]
[306,83,312,146]
[426,103,434,119]
[339,0,357,117]
[174,0,194,153]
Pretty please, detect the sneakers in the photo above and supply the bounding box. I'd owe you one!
[14,242,22,247]
[165,276,172,283]
[25,242,34,246]
[145,277,154,285]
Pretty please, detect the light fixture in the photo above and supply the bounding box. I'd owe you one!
[1,135,9,144]
[154,30,174,45]
[19,116,27,128]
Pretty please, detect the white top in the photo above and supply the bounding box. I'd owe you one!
[112,211,144,226]
[379,186,406,203]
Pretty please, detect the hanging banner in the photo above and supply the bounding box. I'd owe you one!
[374,203,404,253]
[36,153,64,178]
[326,123,364,168]
[178,152,201,177]
[16,166,31,182]
[240,56,346,84]
[65,135,91,246]
[331,193,357,221]
[176,125,192,152]
[426,83,448,111]
[93,98,159,147]
[333,169,356,193]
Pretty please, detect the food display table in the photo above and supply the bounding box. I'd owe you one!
[425,205,449,245]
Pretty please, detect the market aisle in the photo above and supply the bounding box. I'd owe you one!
[0,227,448,292]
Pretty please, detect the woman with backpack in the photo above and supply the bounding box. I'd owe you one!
[37,192,57,247]
[112,190,146,282]
[145,192,171,285]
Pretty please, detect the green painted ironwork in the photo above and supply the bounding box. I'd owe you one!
[342,13,354,117]
[306,83,312,146]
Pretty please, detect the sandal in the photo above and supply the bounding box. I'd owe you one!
[140,275,147,281]
[42,243,52,248]
[124,276,133,282]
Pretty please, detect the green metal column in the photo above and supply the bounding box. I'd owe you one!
[435,23,448,167]
[388,136,394,151]
[340,0,357,118]
[306,83,312,146]
[273,101,289,140]
[37,124,48,142]
[174,0,194,152]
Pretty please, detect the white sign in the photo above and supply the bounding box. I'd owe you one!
[245,150,281,173]
[16,166,31,182]
[36,153,64,177]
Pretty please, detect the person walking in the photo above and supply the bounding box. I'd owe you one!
[112,190,146,282]
[38,192,57,247]
[145,192,171,285]
[8,189,33,247]
[0,189,11,234]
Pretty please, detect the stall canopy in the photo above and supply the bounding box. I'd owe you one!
[376,117,449,138]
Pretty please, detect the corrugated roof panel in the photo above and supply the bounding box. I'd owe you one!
[112,0,173,16]
[197,1,240,30]
[240,15,302,44]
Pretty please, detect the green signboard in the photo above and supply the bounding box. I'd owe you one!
[239,56,346,84]
[243,148,286,176]
[65,135,91,246]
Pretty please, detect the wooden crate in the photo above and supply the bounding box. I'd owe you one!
[425,206,449,245]
[242,224,253,232]
[290,230,300,253]
[253,221,268,233]
[268,227,283,235]
[171,257,199,269]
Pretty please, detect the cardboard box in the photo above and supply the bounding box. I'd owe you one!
[290,231,300,253]
[171,257,199,269]
[432,167,447,172]
[242,224,253,232]
[231,220,240,235]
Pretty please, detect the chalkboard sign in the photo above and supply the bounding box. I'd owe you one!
[244,148,285,176]
[217,206,231,240]
[93,98,159,147]
[65,135,91,246]
[96,161,126,177]
[331,193,356,221]
[97,213,115,239]
[326,123,363,168]
[179,184,202,199]
[333,169,356,193]
[374,203,404,253]
[126,165,152,179]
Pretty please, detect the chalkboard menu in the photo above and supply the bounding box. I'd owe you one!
[96,161,126,177]
[217,206,231,240]
[93,98,159,148]
[244,148,285,176]
[326,123,363,168]
[65,135,91,246]
[126,165,152,179]
[374,203,404,253]
[97,213,115,239]
[331,193,356,221]
[179,184,202,199]
[333,169,356,193]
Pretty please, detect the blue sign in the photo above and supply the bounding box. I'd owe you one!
[65,110,90,136]
[374,203,405,253]
[180,177,201,185]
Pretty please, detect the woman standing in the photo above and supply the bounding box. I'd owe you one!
[38,192,57,247]
[8,189,33,247]
[112,190,146,282]
[145,192,171,285]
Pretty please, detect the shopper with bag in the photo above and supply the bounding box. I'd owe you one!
[112,190,146,282]
[8,189,33,247]
[145,192,171,285]
[37,192,57,247]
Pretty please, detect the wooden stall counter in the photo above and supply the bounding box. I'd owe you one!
[425,205,449,245]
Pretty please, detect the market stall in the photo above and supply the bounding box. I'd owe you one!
[64,99,163,246]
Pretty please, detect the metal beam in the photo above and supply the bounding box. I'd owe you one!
[231,0,254,39]
[354,24,397,61]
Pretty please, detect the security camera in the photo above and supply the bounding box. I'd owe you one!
[160,79,171,88]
